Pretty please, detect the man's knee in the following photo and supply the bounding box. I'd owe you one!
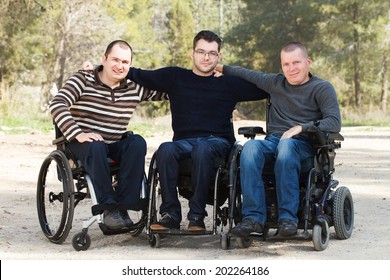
[132,134,147,151]
[156,142,177,159]
[123,134,146,155]
[241,140,264,159]
[87,141,107,154]
[276,139,298,161]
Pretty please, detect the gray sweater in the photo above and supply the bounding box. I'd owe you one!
[223,66,341,137]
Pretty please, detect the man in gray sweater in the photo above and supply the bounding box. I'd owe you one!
[216,42,341,237]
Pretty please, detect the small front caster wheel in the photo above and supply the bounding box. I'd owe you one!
[149,233,161,248]
[72,232,91,251]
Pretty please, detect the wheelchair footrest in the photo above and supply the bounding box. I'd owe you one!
[239,230,311,241]
[100,222,144,236]
[150,229,213,236]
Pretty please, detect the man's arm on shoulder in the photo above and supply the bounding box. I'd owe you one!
[220,64,276,93]
[127,67,174,92]
[228,75,268,101]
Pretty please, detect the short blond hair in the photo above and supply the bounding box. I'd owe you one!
[281,42,308,57]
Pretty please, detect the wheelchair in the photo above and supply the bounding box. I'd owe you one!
[146,141,242,249]
[36,128,147,251]
[223,125,354,251]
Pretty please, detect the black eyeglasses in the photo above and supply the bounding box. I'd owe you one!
[194,49,219,59]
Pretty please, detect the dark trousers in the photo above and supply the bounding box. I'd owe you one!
[67,134,146,209]
[156,136,230,222]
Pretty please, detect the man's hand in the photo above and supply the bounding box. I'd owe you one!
[281,125,302,140]
[76,132,104,143]
[213,64,224,77]
[82,61,94,71]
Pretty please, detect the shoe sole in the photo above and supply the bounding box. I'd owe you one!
[104,224,126,230]
[150,224,179,230]
[231,230,262,238]
[187,226,206,231]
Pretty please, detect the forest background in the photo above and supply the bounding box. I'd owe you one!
[1,0,389,135]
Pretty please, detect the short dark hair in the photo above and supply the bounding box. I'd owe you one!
[193,30,223,51]
[281,42,308,57]
[104,40,133,57]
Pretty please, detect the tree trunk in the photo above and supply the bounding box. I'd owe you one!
[40,35,66,112]
[381,55,388,113]
[353,2,362,107]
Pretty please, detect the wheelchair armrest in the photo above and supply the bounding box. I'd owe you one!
[52,131,134,146]
[238,126,266,139]
[52,135,67,146]
[326,132,344,142]
[306,126,344,147]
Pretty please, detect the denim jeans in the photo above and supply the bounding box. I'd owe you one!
[68,134,146,209]
[156,136,231,222]
[239,135,314,225]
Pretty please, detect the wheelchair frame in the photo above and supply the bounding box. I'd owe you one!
[223,125,354,251]
[146,142,242,248]
[36,130,147,251]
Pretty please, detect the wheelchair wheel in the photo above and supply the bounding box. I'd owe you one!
[126,209,146,237]
[147,154,163,246]
[37,150,75,244]
[312,221,329,251]
[72,231,91,251]
[149,233,161,248]
[220,232,230,250]
[333,186,354,239]
[236,237,253,248]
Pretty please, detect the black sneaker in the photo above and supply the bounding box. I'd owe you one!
[150,213,180,230]
[103,209,126,230]
[188,217,206,231]
[119,209,133,227]
[278,219,297,236]
[230,218,263,237]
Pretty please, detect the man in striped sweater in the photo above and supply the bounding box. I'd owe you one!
[49,40,167,230]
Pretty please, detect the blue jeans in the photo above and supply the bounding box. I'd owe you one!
[239,135,314,225]
[156,136,231,222]
[68,134,146,209]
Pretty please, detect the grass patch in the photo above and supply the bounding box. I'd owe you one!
[342,109,390,127]
[0,115,53,134]
[127,121,171,138]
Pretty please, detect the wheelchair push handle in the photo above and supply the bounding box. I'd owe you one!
[238,126,266,139]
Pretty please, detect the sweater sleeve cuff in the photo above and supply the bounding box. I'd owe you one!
[223,65,234,75]
[300,122,314,132]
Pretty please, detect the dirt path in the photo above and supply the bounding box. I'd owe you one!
[0,122,389,262]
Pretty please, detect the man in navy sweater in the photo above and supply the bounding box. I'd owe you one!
[128,30,268,231]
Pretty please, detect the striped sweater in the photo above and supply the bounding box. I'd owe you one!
[49,66,167,144]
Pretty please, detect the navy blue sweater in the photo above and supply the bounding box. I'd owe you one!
[128,67,268,142]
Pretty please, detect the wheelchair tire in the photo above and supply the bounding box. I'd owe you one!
[333,186,354,239]
[149,233,161,248]
[37,150,75,244]
[236,237,253,249]
[72,231,91,251]
[147,154,161,228]
[312,222,329,251]
[220,232,230,250]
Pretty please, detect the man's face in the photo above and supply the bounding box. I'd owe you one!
[102,44,132,82]
[191,39,221,76]
[281,48,311,85]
